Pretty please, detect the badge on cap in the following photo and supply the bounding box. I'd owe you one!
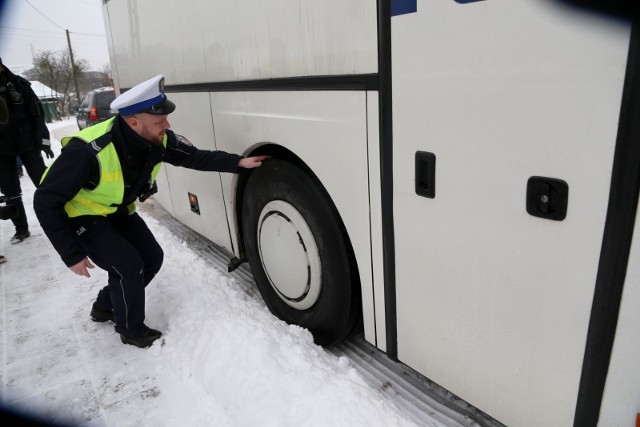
[110,75,176,116]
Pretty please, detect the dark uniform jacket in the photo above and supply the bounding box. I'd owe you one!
[34,115,242,267]
[0,67,50,155]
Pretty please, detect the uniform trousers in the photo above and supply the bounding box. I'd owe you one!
[72,211,164,337]
[0,150,46,232]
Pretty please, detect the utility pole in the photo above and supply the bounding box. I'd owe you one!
[66,29,81,104]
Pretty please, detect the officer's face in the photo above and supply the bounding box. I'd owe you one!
[127,113,171,144]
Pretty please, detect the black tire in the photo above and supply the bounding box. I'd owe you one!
[242,159,361,346]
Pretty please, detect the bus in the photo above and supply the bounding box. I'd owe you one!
[101,1,639,426]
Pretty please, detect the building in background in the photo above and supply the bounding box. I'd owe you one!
[29,80,61,123]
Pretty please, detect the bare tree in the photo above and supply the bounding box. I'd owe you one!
[97,63,113,87]
[30,49,89,117]
[31,50,58,93]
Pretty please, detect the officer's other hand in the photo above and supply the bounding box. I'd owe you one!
[70,257,95,278]
[41,139,55,159]
[239,155,270,169]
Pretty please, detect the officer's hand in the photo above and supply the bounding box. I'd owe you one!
[70,257,95,278]
[41,139,55,159]
[239,155,270,169]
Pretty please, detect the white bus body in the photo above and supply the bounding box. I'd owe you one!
[102,1,639,426]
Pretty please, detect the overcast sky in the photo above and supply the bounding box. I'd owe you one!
[0,0,110,73]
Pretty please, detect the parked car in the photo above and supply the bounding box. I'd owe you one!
[76,87,116,130]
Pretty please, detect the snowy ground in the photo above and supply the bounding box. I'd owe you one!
[0,119,444,427]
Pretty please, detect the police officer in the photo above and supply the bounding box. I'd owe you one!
[0,58,54,244]
[34,75,268,348]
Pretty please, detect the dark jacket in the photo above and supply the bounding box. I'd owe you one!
[34,115,243,267]
[0,66,50,155]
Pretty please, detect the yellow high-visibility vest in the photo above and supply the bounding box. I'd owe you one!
[41,117,165,217]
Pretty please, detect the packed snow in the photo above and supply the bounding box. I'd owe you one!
[0,119,441,427]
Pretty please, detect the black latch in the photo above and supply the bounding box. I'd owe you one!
[526,177,569,221]
[415,151,436,198]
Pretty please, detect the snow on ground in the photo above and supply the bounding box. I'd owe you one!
[0,119,438,427]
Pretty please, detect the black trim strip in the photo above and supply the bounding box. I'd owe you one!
[378,0,398,360]
[161,74,378,93]
[574,22,640,427]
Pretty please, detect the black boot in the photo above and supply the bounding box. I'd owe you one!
[10,229,29,244]
[120,325,163,348]
[90,301,114,322]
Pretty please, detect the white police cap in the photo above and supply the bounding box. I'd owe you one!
[110,75,175,116]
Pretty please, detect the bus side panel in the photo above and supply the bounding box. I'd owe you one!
[152,165,174,216]
[211,91,378,344]
[391,1,630,426]
[103,0,377,89]
[102,0,380,342]
[160,92,234,253]
[598,211,640,426]
[101,4,119,92]
[367,91,387,350]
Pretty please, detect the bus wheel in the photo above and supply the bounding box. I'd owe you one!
[242,159,360,346]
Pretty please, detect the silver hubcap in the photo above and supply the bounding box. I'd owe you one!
[257,200,321,309]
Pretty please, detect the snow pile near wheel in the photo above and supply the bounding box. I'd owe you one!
[141,216,419,427]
